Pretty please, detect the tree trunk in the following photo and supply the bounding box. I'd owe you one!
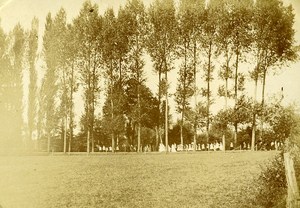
[110,60,115,153]
[137,79,141,152]
[111,132,115,153]
[193,41,197,149]
[223,50,230,152]
[180,112,184,146]
[181,41,187,147]
[64,116,67,153]
[234,50,239,147]
[234,124,238,148]
[86,72,91,154]
[68,115,73,154]
[68,63,74,154]
[62,69,67,154]
[137,122,141,152]
[155,126,159,151]
[87,126,90,154]
[260,69,267,141]
[165,70,169,153]
[251,78,258,151]
[136,35,141,153]
[111,96,115,153]
[206,41,212,144]
[157,67,162,150]
[91,96,94,153]
[69,61,74,153]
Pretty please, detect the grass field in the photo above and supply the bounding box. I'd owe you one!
[0,151,279,208]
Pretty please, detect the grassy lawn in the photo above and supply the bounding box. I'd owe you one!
[0,151,278,208]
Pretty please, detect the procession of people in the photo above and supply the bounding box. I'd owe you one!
[95,140,284,153]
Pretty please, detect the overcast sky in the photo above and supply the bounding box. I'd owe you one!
[0,0,299,123]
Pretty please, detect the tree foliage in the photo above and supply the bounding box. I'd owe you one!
[1,0,298,153]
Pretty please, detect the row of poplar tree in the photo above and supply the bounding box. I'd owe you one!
[0,0,298,153]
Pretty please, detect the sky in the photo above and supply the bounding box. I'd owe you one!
[0,0,299,125]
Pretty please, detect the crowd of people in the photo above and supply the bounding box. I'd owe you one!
[95,140,284,153]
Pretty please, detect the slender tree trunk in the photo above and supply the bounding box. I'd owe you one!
[251,77,258,151]
[223,51,230,152]
[260,68,267,141]
[86,83,90,154]
[165,70,169,153]
[68,115,73,153]
[91,62,97,153]
[86,93,90,154]
[87,125,90,154]
[64,116,67,153]
[234,50,239,147]
[180,42,187,147]
[68,63,74,154]
[111,130,115,153]
[110,60,115,153]
[193,41,197,150]
[225,77,228,108]
[111,108,115,154]
[206,41,212,145]
[91,118,94,153]
[157,67,162,150]
[137,122,141,152]
[62,69,67,154]
[136,35,141,153]
[155,126,159,151]
[137,73,141,153]
[91,99,94,153]
[180,111,184,146]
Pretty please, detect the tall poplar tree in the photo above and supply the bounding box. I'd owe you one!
[73,1,103,153]
[123,0,146,152]
[64,23,78,153]
[147,0,177,152]
[0,24,16,152]
[253,0,297,143]
[176,0,205,149]
[219,0,253,146]
[42,12,63,152]
[10,24,26,149]
[27,17,39,150]
[200,0,219,144]
[102,8,119,153]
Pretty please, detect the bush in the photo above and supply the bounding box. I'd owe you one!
[252,153,287,207]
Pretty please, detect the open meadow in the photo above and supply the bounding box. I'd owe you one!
[0,151,279,208]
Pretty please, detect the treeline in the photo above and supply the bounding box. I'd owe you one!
[0,0,298,153]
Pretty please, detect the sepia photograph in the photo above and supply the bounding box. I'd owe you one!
[0,0,299,207]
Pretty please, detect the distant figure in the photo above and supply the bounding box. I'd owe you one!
[159,143,165,152]
[171,144,177,152]
[271,141,275,150]
[215,142,220,151]
[243,142,247,150]
[230,142,234,150]
[219,142,223,151]
[210,143,214,151]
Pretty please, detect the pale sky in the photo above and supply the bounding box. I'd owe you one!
[0,0,299,126]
